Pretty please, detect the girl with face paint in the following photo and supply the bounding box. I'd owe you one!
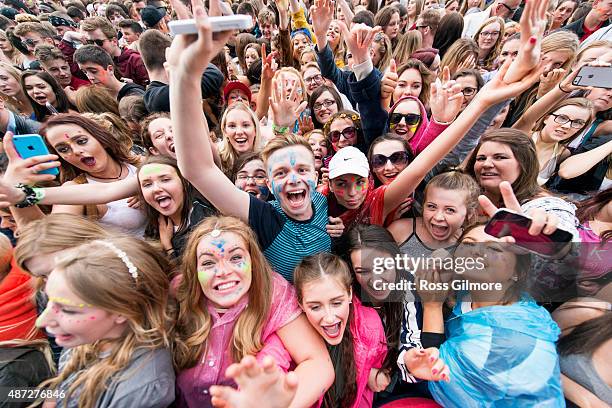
[294,252,388,408]
[137,155,217,258]
[36,236,176,408]
[175,216,334,408]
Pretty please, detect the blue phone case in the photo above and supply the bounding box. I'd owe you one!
[12,134,59,176]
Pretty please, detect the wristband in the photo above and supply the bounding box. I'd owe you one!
[558,83,571,93]
[14,184,45,208]
[272,124,290,135]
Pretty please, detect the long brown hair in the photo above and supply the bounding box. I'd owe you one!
[532,97,594,146]
[40,113,139,183]
[174,216,272,368]
[38,236,173,408]
[294,253,357,408]
[464,129,545,204]
[137,155,193,239]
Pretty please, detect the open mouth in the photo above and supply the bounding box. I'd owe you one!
[430,223,449,238]
[321,322,342,338]
[383,171,398,181]
[169,142,175,153]
[286,189,307,208]
[80,157,96,167]
[49,331,74,343]
[34,95,48,105]
[480,171,499,178]
[155,195,172,210]
[234,137,248,148]
[214,281,239,292]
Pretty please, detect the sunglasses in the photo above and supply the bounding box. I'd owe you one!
[86,39,106,47]
[329,126,357,143]
[389,113,421,127]
[371,151,410,169]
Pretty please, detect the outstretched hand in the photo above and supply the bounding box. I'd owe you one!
[404,347,451,382]
[504,0,549,83]
[210,356,298,408]
[269,80,308,128]
[429,66,464,124]
[166,0,234,76]
[311,0,334,46]
[337,20,381,65]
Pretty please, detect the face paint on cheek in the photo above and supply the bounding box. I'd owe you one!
[408,124,419,134]
[198,269,214,285]
[258,185,270,199]
[237,260,251,276]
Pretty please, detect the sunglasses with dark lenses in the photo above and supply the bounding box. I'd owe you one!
[329,126,357,143]
[371,151,410,168]
[86,39,106,47]
[389,113,421,127]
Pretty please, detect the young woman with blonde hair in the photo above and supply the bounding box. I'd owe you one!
[218,101,265,175]
[473,16,505,72]
[0,62,34,117]
[439,38,479,77]
[0,30,25,66]
[36,236,176,408]
[174,215,334,407]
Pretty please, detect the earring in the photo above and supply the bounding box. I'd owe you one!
[511,276,518,282]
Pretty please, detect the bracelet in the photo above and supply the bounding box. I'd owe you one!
[14,184,44,208]
[558,83,571,93]
[272,124,290,135]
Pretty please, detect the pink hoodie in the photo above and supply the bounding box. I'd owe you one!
[388,95,449,155]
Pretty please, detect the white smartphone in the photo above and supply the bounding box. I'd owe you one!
[169,15,253,35]
[572,66,612,89]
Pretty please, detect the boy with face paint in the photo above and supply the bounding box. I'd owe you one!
[164,5,336,282]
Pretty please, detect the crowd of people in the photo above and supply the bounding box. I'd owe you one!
[0,0,610,406]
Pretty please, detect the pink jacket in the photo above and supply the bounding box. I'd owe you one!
[389,95,449,155]
[351,296,388,408]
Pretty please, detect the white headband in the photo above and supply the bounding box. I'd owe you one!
[97,241,138,281]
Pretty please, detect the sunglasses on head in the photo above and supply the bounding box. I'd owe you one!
[389,113,421,127]
[86,39,106,47]
[371,151,410,168]
[329,126,357,143]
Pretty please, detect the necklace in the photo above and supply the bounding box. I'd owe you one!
[90,164,124,180]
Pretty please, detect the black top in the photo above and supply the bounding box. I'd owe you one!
[117,82,145,102]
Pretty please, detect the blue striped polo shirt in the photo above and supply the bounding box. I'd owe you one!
[248,192,331,283]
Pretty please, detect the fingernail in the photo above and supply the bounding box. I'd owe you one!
[430,356,435,363]
[432,369,438,375]
[529,37,536,44]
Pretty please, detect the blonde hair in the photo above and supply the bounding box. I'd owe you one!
[219,102,263,173]
[440,38,479,77]
[0,61,26,104]
[0,30,24,66]
[423,170,481,227]
[39,236,173,408]
[0,233,11,276]
[260,132,314,167]
[14,214,111,274]
[81,112,134,153]
[473,16,505,70]
[393,30,422,64]
[576,40,612,62]
[174,216,272,368]
[541,30,579,71]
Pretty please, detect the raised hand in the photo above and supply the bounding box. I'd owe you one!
[269,80,308,128]
[0,178,25,208]
[429,66,464,124]
[166,0,234,76]
[390,196,414,221]
[297,115,314,136]
[337,21,382,65]
[559,60,612,93]
[2,132,60,185]
[311,0,335,47]
[504,0,549,83]
[368,368,391,392]
[210,356,298,408]
[403,347,451,382]
[455,53,476,73]
[381,58,397,103]
[261,44,277,82]
[478,181,560,238]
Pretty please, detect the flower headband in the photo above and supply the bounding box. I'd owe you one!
[323,111,362,136]
[97,241,138,281]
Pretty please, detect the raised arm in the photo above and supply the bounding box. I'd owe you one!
[558,138,612,180]
[383,60,544,218]
[167,0,250,221]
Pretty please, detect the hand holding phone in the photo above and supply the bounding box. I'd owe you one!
[572,65,612,89]
[11,134,60,177]
[478,181,573,257]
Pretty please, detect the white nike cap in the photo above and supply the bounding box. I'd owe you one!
[328,146,370,180]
